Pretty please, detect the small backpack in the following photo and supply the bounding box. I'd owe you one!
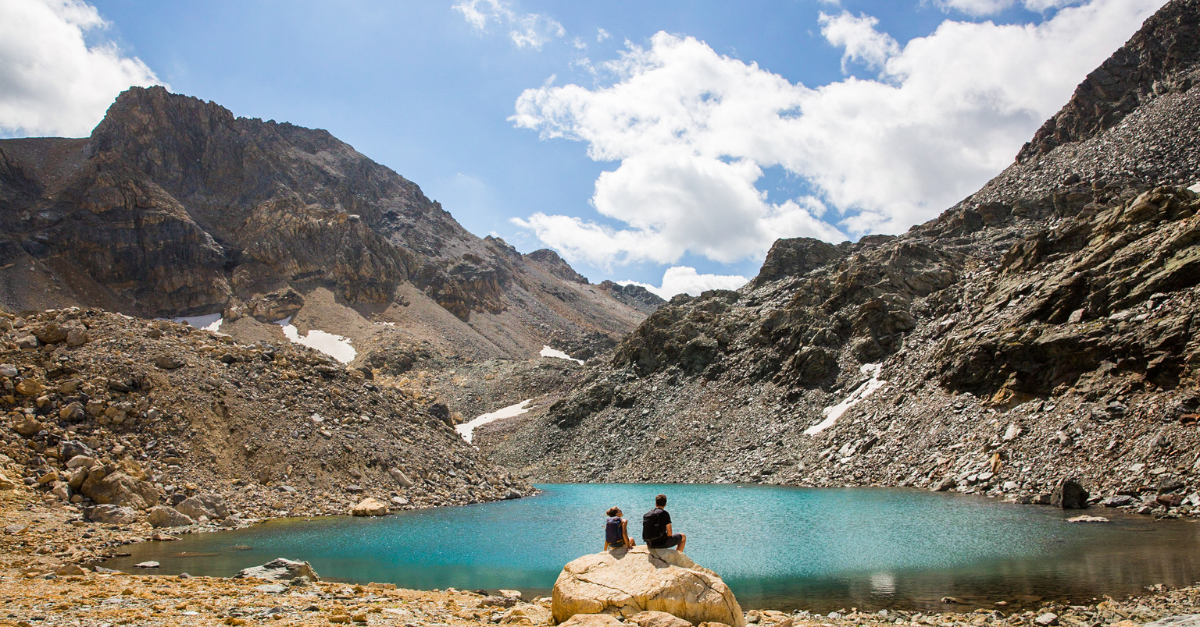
[605,517,624,545]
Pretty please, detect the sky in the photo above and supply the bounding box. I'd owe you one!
[0,0,1168,297]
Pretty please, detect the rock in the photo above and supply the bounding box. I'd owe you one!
[1066,515,1109,523]
[81,471,160,510]
[58,402,86,422]
[388,467,414,488]
[390,496,409,506]
[350,497,389,516]
[56,564,87,576]
[255,584,287,594]
[14,379,43,396]
[482,596,520,608]
[1159,475,1186,494]
[1102,495,1136,507]
[175,494,228,520]
[147,505,195,528]
[558,615,625,627]
[1050,479,1089,509]
[1035,613,1059,626]
[0,364,16,377]
[552,546,744,627]
[153,355,185,370]
[32,323,68,344]
[134,561,160,569]
[1158,493,1185,508]
[13,417,42,436]
[932,477,956,492]
[14,333,38,350]
[505,489,523,500]
[0,473,15,490]
[1002,424,1022,441]
[501,604,553,625]
[631,611,694,627]
[500,590,523,599]
[59,441,93,460]
[235,558,319,582]
[66,327,89,347]
[86,505,139,524]
[65,455,97,470]
[1146,616,1200,627]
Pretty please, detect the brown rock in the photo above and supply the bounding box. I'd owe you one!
[15,379,44,396]
[558,615,625,627]
[350,497,389,517]
[631,611,694,627]
[14,417,43,436]
[32,323,68,344]
[147,506,194,528]
[80,471,160,510]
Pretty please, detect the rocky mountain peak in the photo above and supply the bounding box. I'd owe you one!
[1017,0,1200,163]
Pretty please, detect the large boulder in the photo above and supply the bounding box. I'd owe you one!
[86,504,139,525]
[147,505,194,528]
[1051,478,1089,509]
[552,546,744,627]
[175,494,228,520]
[350,497,389,516]
[235,558,319,582]
[80,471,160,510]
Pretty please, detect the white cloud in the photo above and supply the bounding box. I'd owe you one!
[619,266,748,299]
[597,28,611,42]
[932,0,1085,16]
[0,0,161,137]
[512,0,1165,266]
[452,0,564,50]
[818,11,899,70]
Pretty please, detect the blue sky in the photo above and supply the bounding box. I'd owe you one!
[0,0,1166,296]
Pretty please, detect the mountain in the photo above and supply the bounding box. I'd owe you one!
[479,0,1200,505]
[0,87,649,367]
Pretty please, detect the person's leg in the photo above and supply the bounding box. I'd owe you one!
[678,534,686,551]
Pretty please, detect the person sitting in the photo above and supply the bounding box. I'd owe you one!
[604,506,635,550]
[642,493,686,551]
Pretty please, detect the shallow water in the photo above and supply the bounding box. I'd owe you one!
[104,484,1200,612]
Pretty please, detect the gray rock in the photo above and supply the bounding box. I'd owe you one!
[147,505,194,528]
[388,467,414,488]
[932,477,957,492]
[0,364,17,378]
[1035,613,1058,626]
[59,440,93,460]
[134,561,160,569]
[235,558,319,582]
[1102,495,1136,507]
[86,504,139,525]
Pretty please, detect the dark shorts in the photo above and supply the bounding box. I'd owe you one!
[608,540,627,549]
[648,534,682,549]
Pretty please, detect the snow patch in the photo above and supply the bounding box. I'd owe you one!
[540,345,583,364]
[174,314,223,333]
[275,317,357,364]
[805,363,886,436]
[456,400,533,443]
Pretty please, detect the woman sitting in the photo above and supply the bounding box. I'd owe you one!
[604,506,635,550]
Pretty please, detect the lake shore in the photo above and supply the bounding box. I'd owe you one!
[2,487,1197,627]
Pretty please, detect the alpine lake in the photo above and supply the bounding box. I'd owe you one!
[102,483,1200,613]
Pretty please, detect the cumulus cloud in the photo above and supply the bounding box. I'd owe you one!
[818,11,899,70]
[619,266,748,299]
[452,0,564,50]
[0,0,161,137]
[511,0,1164,267]
[597,28,611,42]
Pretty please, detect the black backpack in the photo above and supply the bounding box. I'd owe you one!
[642,508,666,542]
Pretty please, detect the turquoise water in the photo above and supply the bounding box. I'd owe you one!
[104,484,1200,611]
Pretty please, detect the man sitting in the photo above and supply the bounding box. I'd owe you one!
[642,493,686,551]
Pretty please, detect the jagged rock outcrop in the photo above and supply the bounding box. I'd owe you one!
[552,547,744,627]
[0,87,646,363]
[483,0,1200,512]
[599,281,667,315]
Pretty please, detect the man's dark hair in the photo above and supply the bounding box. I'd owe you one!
[655,494,667,507]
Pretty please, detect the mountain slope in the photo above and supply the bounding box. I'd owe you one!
[482,0,1200,507]
[0,87,648,366]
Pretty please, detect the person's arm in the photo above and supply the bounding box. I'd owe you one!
[665,523,673,537]
[622,519,633,546]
